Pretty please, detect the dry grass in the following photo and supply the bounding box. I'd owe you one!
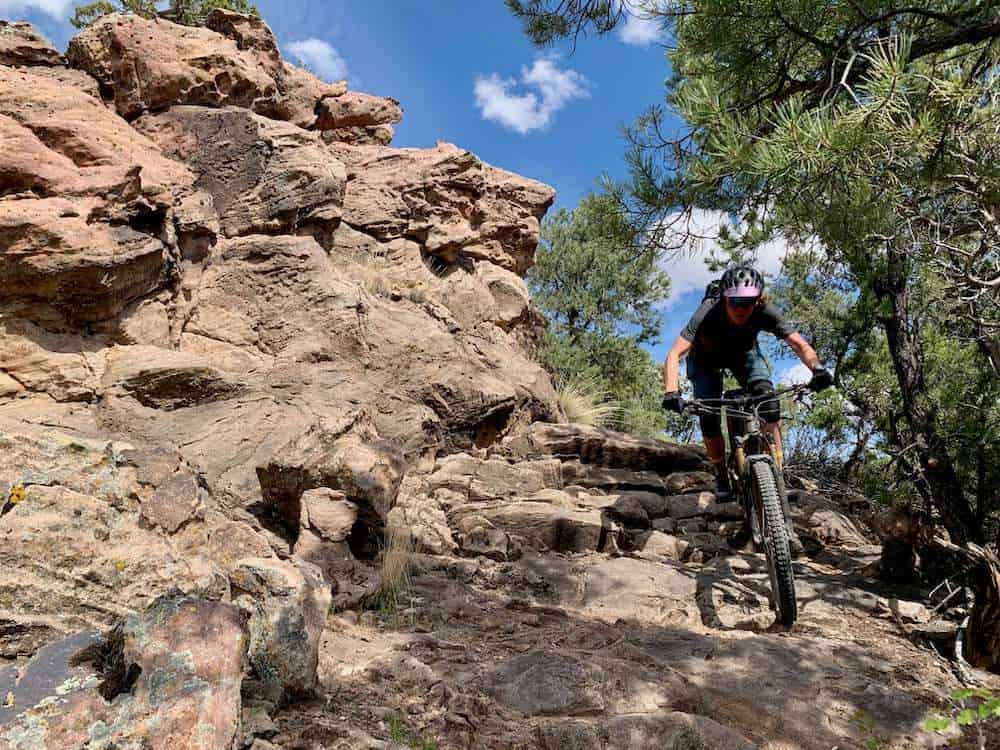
[556,375,621,429]
[373,523,417,615]
[353,250,391,298]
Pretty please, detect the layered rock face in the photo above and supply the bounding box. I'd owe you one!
[0,11,559,747]
[0,12,971,750]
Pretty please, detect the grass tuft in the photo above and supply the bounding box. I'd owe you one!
[555,375,621,429]
[372,523,417,616]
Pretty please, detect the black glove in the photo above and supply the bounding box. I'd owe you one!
[808,366,834,392]
[661,391,686,414]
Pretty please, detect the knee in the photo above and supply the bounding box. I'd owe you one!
[750,380,780,424]
[699,414,723,438]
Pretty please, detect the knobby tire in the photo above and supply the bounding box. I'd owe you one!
[750,460,797,627]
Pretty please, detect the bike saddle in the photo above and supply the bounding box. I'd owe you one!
[723,387,747,399]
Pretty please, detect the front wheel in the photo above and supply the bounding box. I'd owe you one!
[750,460,797,627]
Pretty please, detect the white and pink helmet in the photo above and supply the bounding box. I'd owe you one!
[721,266,764,298]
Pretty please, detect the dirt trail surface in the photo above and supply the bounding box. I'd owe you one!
[0,12,997,750]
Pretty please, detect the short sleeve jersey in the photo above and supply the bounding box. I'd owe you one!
[680,299,796,361]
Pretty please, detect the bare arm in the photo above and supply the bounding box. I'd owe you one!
[662,336,693,392]
[785,332,822,370]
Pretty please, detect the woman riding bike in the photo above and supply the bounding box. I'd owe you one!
[660,266,834,549]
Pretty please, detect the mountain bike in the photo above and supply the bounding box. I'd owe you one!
[684,382,812,627]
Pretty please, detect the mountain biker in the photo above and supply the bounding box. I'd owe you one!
[660,266,833,546]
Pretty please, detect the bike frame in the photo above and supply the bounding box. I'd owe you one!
[686,384,810,539]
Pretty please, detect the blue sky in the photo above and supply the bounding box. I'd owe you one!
[3,0,805,383]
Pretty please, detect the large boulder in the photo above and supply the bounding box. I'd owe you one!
[67,13,281,120]
[0,410,275,640]
[328,141,555,274]
[0,595,247,750]
[230,557,331,701]
[0,20,63,66]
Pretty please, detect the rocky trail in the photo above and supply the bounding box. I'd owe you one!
[0,12,997,750]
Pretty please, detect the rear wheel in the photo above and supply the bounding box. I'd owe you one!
[750,460,797,627]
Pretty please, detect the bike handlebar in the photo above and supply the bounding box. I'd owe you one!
[682,382,812,418]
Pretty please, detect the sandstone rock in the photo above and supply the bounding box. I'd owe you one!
[316,91,403,130]
[428,453,562,501]
[20,65,102,97]
[451,512,512,560]
[103,346,245,410]
[500,422,708,473]
[140,470,203,533]
[560,460,668,493]
[328,141,554,274]
[0,596,246,750]
[485,650,606,715]
[0,419,243,635]
[0,21,63,66]
[680,532,733,562]
[666,492,717,519]
[651,517,678,534]
[0,320,106,402]
[634,530,690,561]
[708,501,744,520]
[0,197,168,324]
[67,13,280,120]
[453,502,603,554]
[793,492,873,548]
[293,488,359,576]
[0,66,195,197]
[322,123,396,146]
[678,518,707,534]
[573,557,700,626]
[696,568,774,631]
[273,61,347,129]
[665,470,716,494]
[603,493,650,528]
[136,106,346,239]
[614,490,672,519]
[230,557,331,701]
[257,416,405,546]
[386,475,457,555]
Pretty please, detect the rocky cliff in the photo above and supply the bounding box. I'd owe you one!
[0,13,994,750]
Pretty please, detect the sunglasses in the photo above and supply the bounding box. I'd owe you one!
[727,297,757,309]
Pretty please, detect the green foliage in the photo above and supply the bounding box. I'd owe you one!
[386,715,438,750]
[924,687,999,747]
[71,0,152,27]
[529,193,672,437]
[511,0,1000,541]
[506,0,628,46]
[70,0,258,28]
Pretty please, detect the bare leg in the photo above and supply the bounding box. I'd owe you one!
[704,435,726,465]
[704,435,731,496]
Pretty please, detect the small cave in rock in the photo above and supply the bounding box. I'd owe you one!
[348,507,384,561]
[421,249,473,279]
[474,405,515,450]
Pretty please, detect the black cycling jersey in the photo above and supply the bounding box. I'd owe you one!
[680,299,795,361]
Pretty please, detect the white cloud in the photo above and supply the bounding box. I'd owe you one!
[286,38,348,83]
[778,362,813,386]
[474,56,588,134]
[0,0,74,18]
[656,209,792,308]
[619,11,661,46]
